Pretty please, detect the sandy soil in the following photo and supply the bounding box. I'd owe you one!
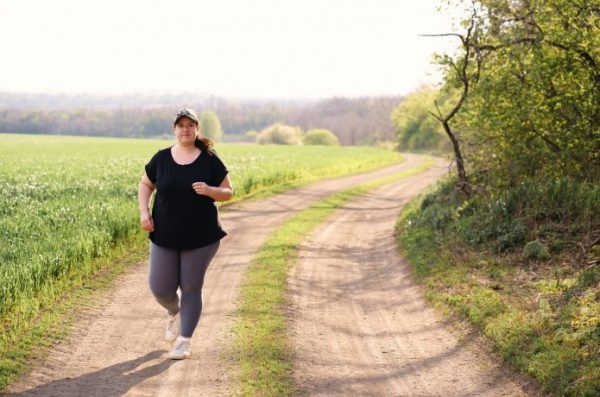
[4,155,440,397]
[288,161,533,396]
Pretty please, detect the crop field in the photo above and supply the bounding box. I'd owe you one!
[0,133,401,336]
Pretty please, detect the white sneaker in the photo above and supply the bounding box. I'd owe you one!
[165,312,180,342]
[169,336,191,360]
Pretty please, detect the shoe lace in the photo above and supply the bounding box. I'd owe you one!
[174,340,189,353]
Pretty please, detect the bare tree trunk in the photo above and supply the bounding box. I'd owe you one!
[424,13,479,196]
[441,119,470,195]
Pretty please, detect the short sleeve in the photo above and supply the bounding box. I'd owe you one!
[210,153,229,186]
[144,151,160,184]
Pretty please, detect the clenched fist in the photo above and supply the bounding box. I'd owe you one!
[192,182,213,197]
[140,212,154,232]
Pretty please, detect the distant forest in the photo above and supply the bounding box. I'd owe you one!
[0,92,403,145]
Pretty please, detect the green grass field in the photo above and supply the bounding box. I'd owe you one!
[0,133,402,387]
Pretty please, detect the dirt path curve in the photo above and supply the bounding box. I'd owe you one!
[288,162,531,396]
[4,154,432,397]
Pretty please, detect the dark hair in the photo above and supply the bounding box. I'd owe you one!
[194,136,215,155]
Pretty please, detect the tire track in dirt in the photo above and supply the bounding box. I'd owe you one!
[4,154,431,397]
[288,161,531,396]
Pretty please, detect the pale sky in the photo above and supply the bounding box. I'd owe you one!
[0,0,460,99]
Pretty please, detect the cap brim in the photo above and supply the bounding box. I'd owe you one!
[175,115,198,124]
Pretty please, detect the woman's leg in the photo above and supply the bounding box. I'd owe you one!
[178,241,220,337]
[149,242,180,315]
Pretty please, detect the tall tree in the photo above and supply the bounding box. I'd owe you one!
[434,0,600,187]
[199,110,224,142]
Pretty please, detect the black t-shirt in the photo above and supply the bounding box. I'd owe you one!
[145,147,228,250]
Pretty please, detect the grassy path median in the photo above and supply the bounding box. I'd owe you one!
[232,158,435,396]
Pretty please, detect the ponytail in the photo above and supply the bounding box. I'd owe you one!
[194,136,215,155]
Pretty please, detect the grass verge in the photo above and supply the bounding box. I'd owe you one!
[0,233,147,391]
[396,183,600,396]
[231,158,435,396]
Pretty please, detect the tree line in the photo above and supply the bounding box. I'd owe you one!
[0,94,401,145]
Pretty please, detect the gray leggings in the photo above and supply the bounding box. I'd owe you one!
[149,241,220,338]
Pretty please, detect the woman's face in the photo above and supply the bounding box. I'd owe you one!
[173,116,198,145]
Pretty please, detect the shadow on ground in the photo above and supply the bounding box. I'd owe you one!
[3,350,174,397]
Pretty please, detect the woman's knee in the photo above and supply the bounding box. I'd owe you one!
[179,283,202,296]
[149,281,177,301]
[152,292,178,309]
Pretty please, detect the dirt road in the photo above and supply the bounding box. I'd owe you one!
[5,154,438,396]
[288,163,530,396]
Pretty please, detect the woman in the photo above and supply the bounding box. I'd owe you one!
[138,107,233,360]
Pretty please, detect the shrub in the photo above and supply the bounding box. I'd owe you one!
[523,240,551,261]
[256,124,302,145]
[303,129,339,146]
[245,130,259,140]
[199,110,224,142]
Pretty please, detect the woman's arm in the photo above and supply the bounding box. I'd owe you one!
[138,173,156,231]
[192,174,233,202]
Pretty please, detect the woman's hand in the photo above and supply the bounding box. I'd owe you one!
[140,211,155,232]
[192,177,233,201]
[192,182,213,197]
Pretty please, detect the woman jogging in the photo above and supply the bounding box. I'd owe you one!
[137,107,233,359]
